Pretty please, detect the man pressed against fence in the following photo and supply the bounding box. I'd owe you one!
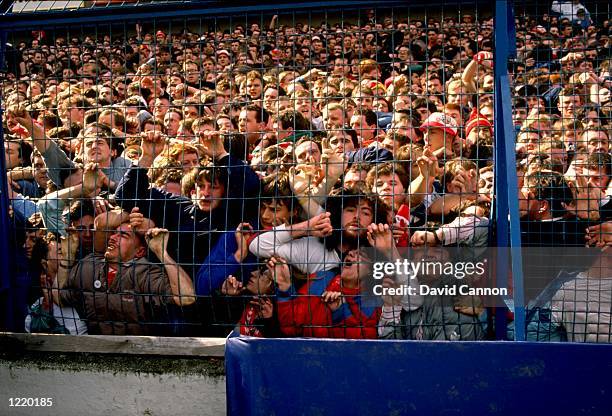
[54,209,195,335]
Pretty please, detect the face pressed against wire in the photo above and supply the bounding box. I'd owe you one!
[104,224,145,264]
[341,200,374,239]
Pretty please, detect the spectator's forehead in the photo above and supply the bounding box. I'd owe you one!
[114,223,135,237]
[296,140,320,153]
[353,199,373,211]
[585,130,608,141]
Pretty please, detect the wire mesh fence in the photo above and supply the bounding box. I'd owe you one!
[0,0,610,342]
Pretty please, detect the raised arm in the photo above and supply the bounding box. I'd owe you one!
[146,228,196,306]
[248,212,332,258]
[410,147,440,207]
[51,231,81,307]
[9,106,53,153]
[195,223,256,296]
[461,51,492,93]
[289,165,325,218]
[9,107,72,186]
[38,163,106,235]
[315,139,347,200]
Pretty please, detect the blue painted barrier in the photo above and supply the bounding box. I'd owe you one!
[226,336,612,415]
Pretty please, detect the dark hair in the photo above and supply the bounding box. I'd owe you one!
[578,105,609,125]
[30,233,56,280]
[345,128,359,148]
[366,162,409,191]
[83,123,123,156]
[323,187,389,250]
[412,97,437,113]
[352,108,378,127]
[5,139,33,167]
[66,199,96,224]
[524,170,573,218]
[196,165,229,190]
[260,172,301,221]
[277,109,310,131]
[244,104,269,124]
[513,97,528,109]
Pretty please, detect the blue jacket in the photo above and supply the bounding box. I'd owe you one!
[195,230,258,296]
[114,155,260,277]
[346,146,393,165]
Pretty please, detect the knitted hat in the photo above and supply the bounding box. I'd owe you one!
[419,112,458,136]
[465,108,493,137]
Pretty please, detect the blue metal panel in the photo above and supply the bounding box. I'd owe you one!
[0,31,15,330]
[226,336,612,415]
[493,0,525,340]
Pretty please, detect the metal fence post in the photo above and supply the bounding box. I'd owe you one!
[494,0,525,341]
[0,29,15,331]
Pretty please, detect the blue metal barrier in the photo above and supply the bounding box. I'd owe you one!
[0,29,15,330]
[493,0,525,340]
[226,336,612,415]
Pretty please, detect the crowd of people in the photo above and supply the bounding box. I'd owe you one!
[1,2,611,341]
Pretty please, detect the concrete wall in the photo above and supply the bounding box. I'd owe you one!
[1,352,226,416]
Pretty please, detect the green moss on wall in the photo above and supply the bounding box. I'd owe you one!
[0,351,225,378]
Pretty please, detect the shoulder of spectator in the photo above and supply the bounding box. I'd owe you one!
[113,156,135,169]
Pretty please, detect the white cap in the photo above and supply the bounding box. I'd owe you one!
[419,112,459,136]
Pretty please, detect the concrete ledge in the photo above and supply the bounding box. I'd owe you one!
[1,333,228,415]
[0,332,226,357]
[1,351,226,416]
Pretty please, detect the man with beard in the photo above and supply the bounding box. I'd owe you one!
[248,188,389,274]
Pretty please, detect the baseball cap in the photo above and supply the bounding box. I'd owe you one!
[420,112,458,136]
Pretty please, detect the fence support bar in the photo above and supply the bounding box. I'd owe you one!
[494,0,525,341]
[0,29,14,331]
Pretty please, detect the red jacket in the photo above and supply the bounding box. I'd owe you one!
[276,271,381,339]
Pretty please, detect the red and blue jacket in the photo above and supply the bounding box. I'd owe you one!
[276,270,381,339]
